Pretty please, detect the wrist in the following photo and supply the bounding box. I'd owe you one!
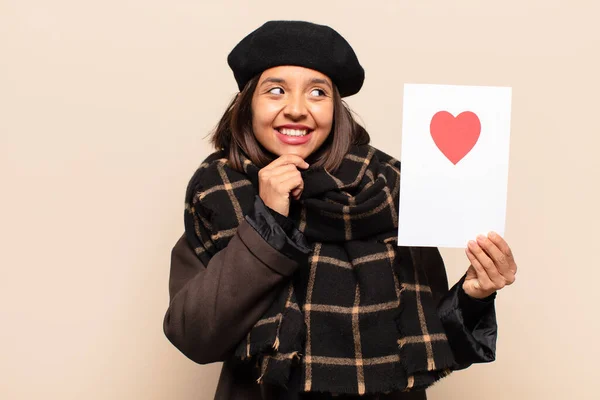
[261,197,289,217]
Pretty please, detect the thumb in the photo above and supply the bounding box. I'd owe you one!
[291,186,303,200]
[465,265,477,280]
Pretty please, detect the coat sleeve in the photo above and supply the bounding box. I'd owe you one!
[163,197,310,365]
[419,248,498,369]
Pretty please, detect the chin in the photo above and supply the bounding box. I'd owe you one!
[276,146,312,159]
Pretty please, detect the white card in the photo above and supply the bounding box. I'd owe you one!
[397,84,512,248]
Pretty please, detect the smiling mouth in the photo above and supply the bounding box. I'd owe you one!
[277,128,312,137]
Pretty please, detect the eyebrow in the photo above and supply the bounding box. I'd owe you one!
[261,77,286,86]
[260,77,332,90]
[309,78,332,89]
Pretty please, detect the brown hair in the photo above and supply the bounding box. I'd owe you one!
[209,75,370,172]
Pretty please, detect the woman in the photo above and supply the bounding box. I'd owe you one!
[163,20,517,400]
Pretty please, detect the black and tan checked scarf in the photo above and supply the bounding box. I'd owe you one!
[184,145,458,396]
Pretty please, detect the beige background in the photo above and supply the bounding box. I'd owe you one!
[2,0,599,399]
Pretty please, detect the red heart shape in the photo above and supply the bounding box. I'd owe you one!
[430,111,481,164]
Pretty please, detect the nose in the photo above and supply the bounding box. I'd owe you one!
[283,92,307,120]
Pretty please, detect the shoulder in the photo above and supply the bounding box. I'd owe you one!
[365,145,401,173]
[184,150,229,204]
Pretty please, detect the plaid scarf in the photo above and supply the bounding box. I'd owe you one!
[184,145,457,396]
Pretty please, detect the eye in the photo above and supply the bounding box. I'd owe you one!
[310,88,326,97]
[268,87,284,95]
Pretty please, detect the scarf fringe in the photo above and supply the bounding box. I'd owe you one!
[256,352,301,385]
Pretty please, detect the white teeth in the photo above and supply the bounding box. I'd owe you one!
[279,128,308,137]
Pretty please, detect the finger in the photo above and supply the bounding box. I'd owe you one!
[268,164,301,177]
[487,232,513,259]
[468,239,506,289]
[264,154,309,171]
[476,234,511,286]
[273,170,302,184]
[280,174,304,195]
[465,242,496,293]
[290,187,303,200]
[259,164,300,183]
[273,170,303,191]
[465,248,495,294]
[488,231,517,274]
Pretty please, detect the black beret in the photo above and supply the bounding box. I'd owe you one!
[227,20,365,97]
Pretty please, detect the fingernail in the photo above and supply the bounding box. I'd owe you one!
[468,240,477,249]
[476,234,486,242]
[488,231,497,239]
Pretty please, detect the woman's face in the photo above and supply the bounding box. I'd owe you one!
[251,66,334,160]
